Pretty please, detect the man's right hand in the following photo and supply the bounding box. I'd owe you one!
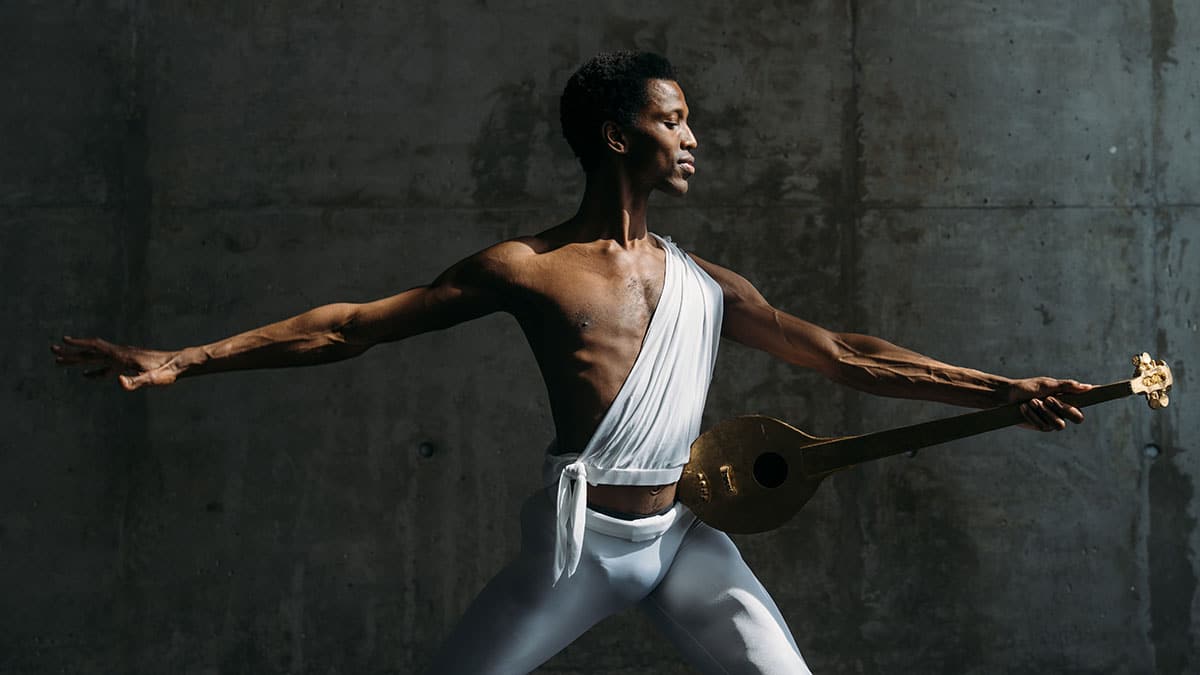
[52,336,184,390]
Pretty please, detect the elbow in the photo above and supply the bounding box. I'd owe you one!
[761,308,853,379]
[327,303,369,347]
[819,332,862,384]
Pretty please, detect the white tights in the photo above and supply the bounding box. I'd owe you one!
[426,489,812,674]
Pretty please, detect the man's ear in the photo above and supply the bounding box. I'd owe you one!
[602,121,628,155]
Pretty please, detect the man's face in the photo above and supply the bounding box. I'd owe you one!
[624,79,698,196]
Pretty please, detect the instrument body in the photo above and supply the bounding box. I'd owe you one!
[679,417,834,533]
[678,353,1174,534]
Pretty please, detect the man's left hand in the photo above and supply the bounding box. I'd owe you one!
[1007,377,1093,432]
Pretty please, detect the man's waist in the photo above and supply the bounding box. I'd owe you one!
[586,482,678,516]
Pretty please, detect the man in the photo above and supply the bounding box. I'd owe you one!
[54,52,1089,673]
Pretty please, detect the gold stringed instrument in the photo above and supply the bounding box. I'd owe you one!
[678,353,1174,534]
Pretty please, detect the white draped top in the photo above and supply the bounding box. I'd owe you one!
[544,233,724,583]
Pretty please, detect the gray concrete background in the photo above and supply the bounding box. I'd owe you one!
[3,0,1197,673]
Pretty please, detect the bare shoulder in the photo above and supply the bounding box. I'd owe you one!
[685,251,765,306]
[443,235,543,288]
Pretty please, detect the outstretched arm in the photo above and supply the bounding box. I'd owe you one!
[53,243,519,390]
[689,254,1091,431]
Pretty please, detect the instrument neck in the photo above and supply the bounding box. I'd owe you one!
[801,380,1133,477]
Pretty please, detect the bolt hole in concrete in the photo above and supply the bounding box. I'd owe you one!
[1143,443,1160,459]
[418,442,436,458]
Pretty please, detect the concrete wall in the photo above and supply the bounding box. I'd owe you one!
[3,0,1197,672]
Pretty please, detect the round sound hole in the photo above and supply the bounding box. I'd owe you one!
[753,452,789,488]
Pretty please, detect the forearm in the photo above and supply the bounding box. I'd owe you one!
[176,303,370,377]
[826,332,1013,409]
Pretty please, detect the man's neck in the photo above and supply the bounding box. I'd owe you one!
[570,170,653,248]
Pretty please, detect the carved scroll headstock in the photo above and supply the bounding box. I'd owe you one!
[1130,352,1173,410]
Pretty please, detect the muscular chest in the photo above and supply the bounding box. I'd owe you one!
[568,275,661,335]
[522,246,668,349]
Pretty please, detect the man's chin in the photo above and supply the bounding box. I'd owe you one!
[657,178,691,197]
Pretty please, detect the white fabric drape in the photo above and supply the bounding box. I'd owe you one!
[546,234,724,584]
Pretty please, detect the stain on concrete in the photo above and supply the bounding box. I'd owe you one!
[1148,215,1195,674]
[858,467,987,671]
[1149,0,1179,77]
[469,79,538,206]
[1035,303,1055,325]
[1148,451,1197,674]
[221,227,262,253]
[813,0,866,232]
[744,157,794,204]
[1149,0,1178,197]
[820,3,873,668]
[598,17,669,57]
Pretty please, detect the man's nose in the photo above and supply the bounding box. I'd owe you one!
[682,124,698,150]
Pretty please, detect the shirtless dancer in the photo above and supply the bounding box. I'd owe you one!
[54,52,1090,674]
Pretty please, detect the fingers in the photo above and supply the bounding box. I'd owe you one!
[1046,396,1084,424]
[1020,400,1062,432]
[1060,378,1094,393]
[1012,378,1093,433]
[1028,377,1093,397]
[54,335,151,389]
[52,336,116,365]
[52,349,107,366]
[61,335,115,352]
[1020,397,1084,432]
[53,334,176,394]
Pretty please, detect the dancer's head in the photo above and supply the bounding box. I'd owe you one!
[560,51,698,194]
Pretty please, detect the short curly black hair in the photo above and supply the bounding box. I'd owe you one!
[560,51,678,171]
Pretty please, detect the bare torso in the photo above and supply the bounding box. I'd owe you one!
[495,224,679,514]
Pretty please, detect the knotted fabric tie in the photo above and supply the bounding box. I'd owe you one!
[553,460,589,585]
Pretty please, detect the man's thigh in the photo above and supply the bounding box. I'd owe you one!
[424,491,633,674]
[424,554,624,673]
[639,520,812,675]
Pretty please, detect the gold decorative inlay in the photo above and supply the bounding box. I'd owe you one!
[695,471,711,503]
[720,464,738,495]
